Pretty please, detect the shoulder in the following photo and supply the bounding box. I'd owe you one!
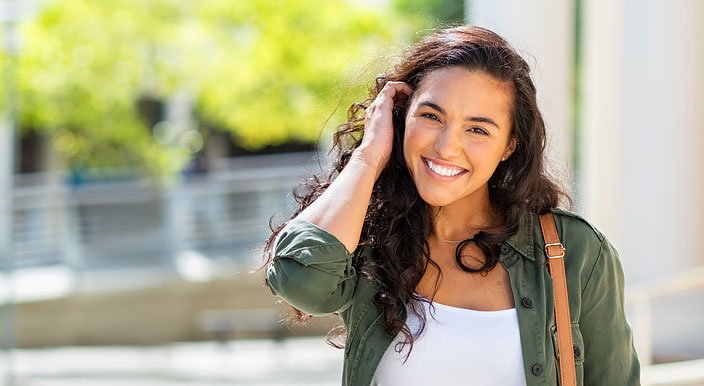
[542,208,618,288]
[547,207,606,244]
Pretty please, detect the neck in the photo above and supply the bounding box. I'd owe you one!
[429,184,502,241]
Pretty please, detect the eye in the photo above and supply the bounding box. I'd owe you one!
[421,113,440,122]
[467,127,489,135]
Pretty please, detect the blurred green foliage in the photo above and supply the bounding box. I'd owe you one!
[393,0,465,26]
[1,0,461,174]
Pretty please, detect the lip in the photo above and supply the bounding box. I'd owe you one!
[421,156,468,181]
[422,156,466,170]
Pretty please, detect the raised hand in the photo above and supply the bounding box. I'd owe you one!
[354,81,413,177]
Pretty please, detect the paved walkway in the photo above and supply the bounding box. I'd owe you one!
[2,337,343,386]
[4,334,704,386]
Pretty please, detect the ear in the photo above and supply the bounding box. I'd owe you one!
[501,136,518,161]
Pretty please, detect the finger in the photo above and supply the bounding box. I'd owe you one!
[380,81,413,96]
[374,83,413,110]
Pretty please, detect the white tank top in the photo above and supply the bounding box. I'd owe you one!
[371,293,528,386]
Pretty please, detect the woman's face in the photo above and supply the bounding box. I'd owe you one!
[403,66,517,208]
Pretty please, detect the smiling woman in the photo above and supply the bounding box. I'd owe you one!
[261,25,641,386]
[403,67,516,211]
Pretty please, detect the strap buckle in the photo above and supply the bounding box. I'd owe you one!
[544,242,566,259]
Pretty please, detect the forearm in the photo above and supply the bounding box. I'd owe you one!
[296,149,380,254]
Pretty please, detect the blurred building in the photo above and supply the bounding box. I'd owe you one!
[469,0,704,382]
[4,94,325,339]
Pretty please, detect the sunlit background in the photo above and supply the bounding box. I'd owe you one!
[0,0,702,385]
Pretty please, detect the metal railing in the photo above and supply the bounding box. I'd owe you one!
[6,151,325,298]
[627,267,704,385]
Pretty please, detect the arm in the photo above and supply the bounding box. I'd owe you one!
[580,237,641,385]
[265,82,412,316]
[295,81,412,254]
[295,154,382,255]
[266,217,361,316]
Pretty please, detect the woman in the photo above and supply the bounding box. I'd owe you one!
[261,25,641,386]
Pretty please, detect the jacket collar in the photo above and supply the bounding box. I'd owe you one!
[505,209,536,262]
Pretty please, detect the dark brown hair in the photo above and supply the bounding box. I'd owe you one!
[259,25,572,360]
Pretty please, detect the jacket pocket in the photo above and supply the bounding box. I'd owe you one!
[551,323,585,385]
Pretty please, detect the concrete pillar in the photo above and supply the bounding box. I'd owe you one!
[621,0,704,279]
[466,0,577,197]
[1,6,21,382]
[580,0,704,366]
[578,0,626,242]
[580,0,704,282]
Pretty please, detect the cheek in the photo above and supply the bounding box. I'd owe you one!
[402,122,421,163]
[403,128,432,174]
[403,123,431,152]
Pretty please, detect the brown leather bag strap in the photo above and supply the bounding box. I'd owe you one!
[539,212,577,386]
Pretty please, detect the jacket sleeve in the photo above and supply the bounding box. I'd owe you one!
[580,237,641,385]
[265,218,359,316]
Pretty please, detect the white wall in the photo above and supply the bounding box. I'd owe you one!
[467,0,577,199]
[580,0,704,283]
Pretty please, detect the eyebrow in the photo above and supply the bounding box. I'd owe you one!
[418,100,500,129]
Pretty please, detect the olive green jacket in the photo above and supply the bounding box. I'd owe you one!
[266,208,641,386]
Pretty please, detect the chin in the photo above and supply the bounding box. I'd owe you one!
[416,189,458,207]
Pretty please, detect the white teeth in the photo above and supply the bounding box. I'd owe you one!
[424,158,465,177]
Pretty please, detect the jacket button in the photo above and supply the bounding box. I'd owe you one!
[574,345,581,358]
[531,364,543,376]
[500,243,511,255]
[521,297,533,308]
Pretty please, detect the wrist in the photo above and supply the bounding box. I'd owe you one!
[350,148,385,177]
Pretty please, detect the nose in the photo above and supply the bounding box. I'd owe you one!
[433,125,462,159]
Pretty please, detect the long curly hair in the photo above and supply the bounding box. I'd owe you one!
[260,25,573,360]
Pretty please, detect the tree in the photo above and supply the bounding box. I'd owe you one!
[4,0,447,175]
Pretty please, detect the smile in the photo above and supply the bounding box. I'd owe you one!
[422,157,468,178]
